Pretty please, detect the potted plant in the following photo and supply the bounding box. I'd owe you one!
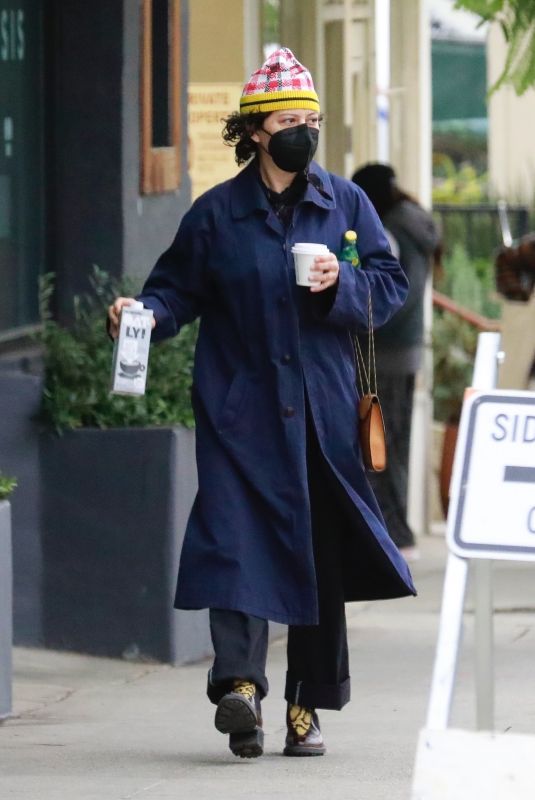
[432,242,503,516]
[432,312,478,517]
[0,472,16,720]
[38,269,213,665]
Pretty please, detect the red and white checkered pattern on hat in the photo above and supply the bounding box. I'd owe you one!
[240,47,320,114]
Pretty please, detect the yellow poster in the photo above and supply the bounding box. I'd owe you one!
[188,83,243,201]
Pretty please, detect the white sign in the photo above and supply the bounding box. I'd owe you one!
[447,390,535,560]
[188,82,242,201]
[412,728,535,799]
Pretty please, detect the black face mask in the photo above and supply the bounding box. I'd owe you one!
[262,123,319,173]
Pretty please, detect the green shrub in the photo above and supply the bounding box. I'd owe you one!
[432,243,501,422]
[438,243,502,320]
[432,156,488,205]
[0,473,17,501]
[38,267,198,433]
[433,312,478,423]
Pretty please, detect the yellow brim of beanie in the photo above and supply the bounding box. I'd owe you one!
[240,90,320,114]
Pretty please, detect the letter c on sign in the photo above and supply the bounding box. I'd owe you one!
[529,508,535,534]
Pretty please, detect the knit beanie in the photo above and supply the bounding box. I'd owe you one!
[240,47,320,115]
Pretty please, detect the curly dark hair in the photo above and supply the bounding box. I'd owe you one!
[221,111,270,165]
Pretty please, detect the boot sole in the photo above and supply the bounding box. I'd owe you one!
[214,695,258,735]
[283,744,326,757]
[229,728,264,758]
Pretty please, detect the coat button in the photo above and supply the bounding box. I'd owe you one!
[282,406,295,418]
[281,354,291,364]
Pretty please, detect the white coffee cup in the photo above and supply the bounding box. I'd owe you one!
[291,242,329,286]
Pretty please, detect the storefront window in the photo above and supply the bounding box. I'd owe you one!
[0,1,44,336]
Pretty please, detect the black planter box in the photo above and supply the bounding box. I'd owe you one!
[40,427,213,664]
[0,372,43,648]
[0,500,12,719]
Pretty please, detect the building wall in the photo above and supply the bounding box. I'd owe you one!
[49,0,191,313]
[1,0,192,646]
[122,0,191,287]
[390,0,432,205]
[49,0,125,320]
[488,24,535,203]
[190,0,247,82]
[187,0,254,200]
[280,0,377,179]
[188,0,380,181]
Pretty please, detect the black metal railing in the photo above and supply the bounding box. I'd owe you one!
[433,203,531,260]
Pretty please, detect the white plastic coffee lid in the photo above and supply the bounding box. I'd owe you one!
[291,242,329,253]
[130,301,144,310]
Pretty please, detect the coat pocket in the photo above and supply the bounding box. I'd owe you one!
[217,370,250,433]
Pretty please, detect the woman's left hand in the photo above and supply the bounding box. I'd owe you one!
[309,253,340,292]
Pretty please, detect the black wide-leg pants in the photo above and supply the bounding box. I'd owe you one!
[367,371,415,548]
[207,416,351,711]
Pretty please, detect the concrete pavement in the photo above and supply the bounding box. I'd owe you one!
[2,533,535,800]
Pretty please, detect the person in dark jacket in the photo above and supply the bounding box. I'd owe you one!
[108,50,416,760]
[352,162,441,558]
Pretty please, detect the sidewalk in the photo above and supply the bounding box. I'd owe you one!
[2,534,535,800]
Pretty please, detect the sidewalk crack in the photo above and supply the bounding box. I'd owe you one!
[120,779,166,799]
[10,687,76,720]
[122,665,171,686]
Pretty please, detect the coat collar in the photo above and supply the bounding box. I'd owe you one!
[230,160,336,219]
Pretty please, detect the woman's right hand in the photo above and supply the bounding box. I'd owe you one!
[107,297,135,339]
[107,297,156,339]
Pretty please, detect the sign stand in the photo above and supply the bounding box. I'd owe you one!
[471,335,500,732]
[474,558,493,730]
[411,333,535,798]
[427,332,501,731]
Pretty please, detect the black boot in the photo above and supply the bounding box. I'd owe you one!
[214,680,264,758]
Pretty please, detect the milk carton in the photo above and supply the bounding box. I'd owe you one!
[110,301,153,396]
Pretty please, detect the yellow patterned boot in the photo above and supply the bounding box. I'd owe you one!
[283,703,326,756]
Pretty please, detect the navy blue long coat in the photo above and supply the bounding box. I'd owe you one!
[138,160,416,626]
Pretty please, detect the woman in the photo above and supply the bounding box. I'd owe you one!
[108,49,416,759]
[352,163,441,558]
